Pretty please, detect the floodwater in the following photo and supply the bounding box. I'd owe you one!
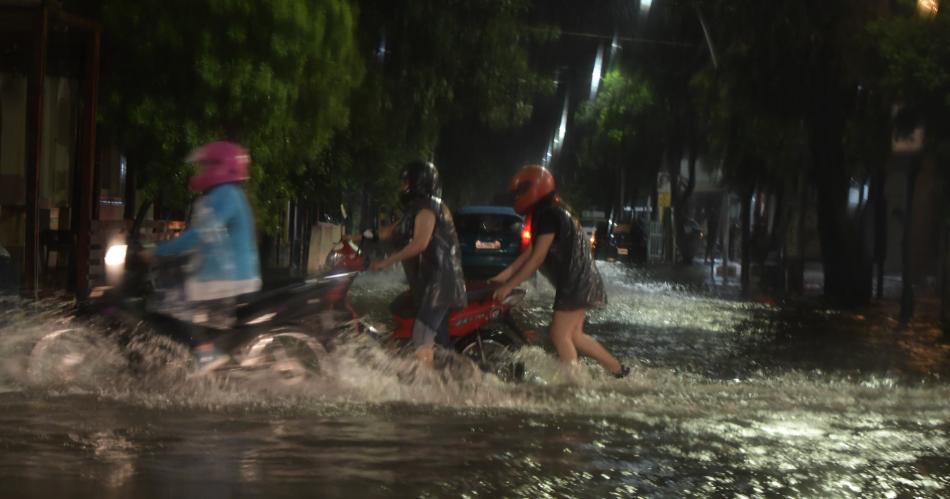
[0,263,948,498]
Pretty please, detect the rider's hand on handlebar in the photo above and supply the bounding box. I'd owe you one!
[492,285,512,303]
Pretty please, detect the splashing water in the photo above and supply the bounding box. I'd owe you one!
[0,262,948,498]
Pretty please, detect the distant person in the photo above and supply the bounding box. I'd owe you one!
[145,141,261,371]
[370,160,466,368]
[491,165,629,378]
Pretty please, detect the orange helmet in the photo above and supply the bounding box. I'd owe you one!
[510,165,556,215]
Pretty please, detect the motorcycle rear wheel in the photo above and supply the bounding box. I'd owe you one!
[239,332,326,385]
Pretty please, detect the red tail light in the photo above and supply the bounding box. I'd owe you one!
[521,215,532,250]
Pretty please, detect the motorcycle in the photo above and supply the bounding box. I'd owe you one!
[327,235,532,379]
[29,203,532,383]
[30,202,360,384]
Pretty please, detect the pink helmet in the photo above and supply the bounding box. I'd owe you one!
[187,141,251,193]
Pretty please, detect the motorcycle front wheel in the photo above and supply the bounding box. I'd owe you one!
[456,327,524,382]
[27,327,126,385]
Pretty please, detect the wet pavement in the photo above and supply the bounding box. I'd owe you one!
[0,262,948,498]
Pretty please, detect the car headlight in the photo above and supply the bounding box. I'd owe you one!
[104,244,127,267]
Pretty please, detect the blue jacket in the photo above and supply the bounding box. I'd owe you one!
[154,183,261,301]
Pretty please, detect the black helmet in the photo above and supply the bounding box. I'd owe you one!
[400,160,441,206]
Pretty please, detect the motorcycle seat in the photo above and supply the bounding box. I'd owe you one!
[464,285,497,303]
[389,282,499,319]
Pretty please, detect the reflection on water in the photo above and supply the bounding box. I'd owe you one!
[0,263,948,498]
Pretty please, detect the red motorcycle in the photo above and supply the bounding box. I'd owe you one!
[327,237,533,379]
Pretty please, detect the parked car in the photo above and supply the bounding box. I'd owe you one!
[604,220,648,264]
[454,206,527,279]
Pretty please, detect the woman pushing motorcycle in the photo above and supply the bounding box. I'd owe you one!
[491,165,629,378]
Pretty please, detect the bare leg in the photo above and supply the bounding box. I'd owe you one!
[415,345,435,368]
[570,312,623,375]
[549,310,584,363]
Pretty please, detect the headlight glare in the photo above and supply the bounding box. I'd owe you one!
[105,244,128,267]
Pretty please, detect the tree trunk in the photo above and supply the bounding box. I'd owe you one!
[872,170,888,299]
[899,158,922,325]
[705,194,720,263]
[811,111,871,307]
[785,170,807,296]
[941,220,950,332]
[770,182,789,296]
[740,186,753,296]
[667,149,680,264]
[670,141,697,265]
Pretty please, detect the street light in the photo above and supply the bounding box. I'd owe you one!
[917,0,939,17]
[590,44,604,99]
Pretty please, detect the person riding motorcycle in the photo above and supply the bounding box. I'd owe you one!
[145,141,262,371]
[491,165,629,378]
[369,160,466,367]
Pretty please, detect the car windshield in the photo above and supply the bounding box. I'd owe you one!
[455,214,522,236]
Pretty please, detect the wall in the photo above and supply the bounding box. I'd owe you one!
[306,222,343,274]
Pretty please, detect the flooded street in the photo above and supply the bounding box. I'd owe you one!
[1,262,948,498]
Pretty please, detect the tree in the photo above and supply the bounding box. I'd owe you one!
[873,2,950,325]
[691,0,888,304]
[631,0,715,264]
[323,0,552,215]
[573,69,656,212]
[85,0,364,231]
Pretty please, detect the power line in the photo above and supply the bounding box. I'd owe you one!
[533,28,699,48]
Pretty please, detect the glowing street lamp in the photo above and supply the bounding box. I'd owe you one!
[918,0,939,17]
[590,44,604,99]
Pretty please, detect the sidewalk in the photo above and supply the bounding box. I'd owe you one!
[635,259,945,311]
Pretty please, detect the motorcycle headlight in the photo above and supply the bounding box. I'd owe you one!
[105,244,128,267]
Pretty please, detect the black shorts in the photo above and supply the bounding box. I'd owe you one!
[552,280,607,312]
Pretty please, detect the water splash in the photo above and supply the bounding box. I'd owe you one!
[1,271,949,497]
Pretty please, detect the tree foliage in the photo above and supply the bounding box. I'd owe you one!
[873,2,950,155]
[91,0,364,231]
[571,69,655,210]
[335,0,553,211]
